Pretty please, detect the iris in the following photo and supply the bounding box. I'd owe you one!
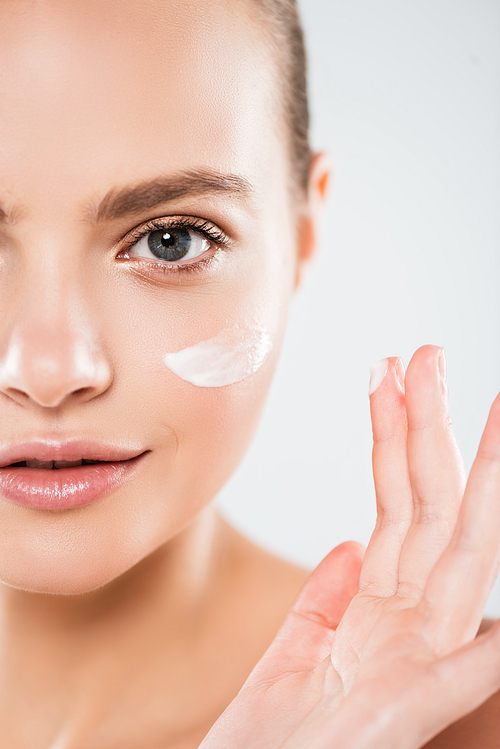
[147,228,191,261]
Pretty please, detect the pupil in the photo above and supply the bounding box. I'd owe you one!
[148,228,191,261]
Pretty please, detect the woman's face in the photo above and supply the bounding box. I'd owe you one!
[0,0,310,593]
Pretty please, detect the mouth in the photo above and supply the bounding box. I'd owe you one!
[9,458,108,469]
[0,441,148,510]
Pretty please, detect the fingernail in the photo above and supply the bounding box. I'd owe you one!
[369,358,389,396]
[438,348,447,384]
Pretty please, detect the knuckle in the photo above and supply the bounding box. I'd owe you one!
[411,504,455,529]
[375,509,412,531]
[373,434,397,446]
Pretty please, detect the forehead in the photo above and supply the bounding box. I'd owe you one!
[0,0,282,217]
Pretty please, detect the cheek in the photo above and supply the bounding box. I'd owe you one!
[157,350,278,523]
[116,259,289,452]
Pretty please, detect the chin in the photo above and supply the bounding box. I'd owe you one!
[0,550,139,596]
[0,520,161,596]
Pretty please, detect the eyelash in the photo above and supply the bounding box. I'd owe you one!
[119,216,231,276]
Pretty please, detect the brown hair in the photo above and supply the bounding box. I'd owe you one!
[252,0,311,197]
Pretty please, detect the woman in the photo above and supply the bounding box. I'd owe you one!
[0,1,499,747]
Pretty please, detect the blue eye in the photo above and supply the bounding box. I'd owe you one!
[129,226,210,264]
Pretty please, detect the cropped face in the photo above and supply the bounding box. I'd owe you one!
[0,0,305,594]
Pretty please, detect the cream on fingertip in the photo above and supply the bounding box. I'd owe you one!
[438,348,447,384]
[369,358,389,396]
[395,357,406,391]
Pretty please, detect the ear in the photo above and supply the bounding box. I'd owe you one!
[294,151,331,290]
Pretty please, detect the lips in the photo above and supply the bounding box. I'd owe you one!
[0,440,143,468]
[0,440,148,510]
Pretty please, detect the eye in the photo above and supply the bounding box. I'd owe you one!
[118,217,232,278]
[129,227,210,264]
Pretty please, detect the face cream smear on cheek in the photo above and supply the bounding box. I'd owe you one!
[164,326,273,387]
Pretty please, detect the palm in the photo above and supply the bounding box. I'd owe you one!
[201,347,500,749]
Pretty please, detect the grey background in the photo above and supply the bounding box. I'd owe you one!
[216,0,500,615]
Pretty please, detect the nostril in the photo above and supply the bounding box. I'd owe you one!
[3,387,30,403]
[73,386,91,397]
[72,385,106,402]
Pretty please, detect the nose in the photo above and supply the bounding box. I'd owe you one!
[0,296,113,410]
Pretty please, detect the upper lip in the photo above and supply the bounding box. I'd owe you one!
[0,439,146,468]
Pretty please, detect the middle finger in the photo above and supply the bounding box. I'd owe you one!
[397,345,466,598]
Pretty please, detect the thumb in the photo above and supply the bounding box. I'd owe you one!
[245,541,364,687]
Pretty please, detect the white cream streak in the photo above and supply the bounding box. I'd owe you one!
[164,327,273,387]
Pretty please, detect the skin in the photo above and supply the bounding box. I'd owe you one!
[0,0,499,747]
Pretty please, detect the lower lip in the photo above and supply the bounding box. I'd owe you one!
[0,455,146,510]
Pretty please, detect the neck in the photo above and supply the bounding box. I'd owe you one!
[0,505,227,747]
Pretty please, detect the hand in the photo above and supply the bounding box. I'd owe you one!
[200,346,500,749]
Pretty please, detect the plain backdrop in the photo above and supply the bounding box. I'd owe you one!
[216,0,500,615]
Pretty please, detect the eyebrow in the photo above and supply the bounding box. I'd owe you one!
[88,168,254,224]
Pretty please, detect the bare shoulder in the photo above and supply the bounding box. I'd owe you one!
[424,619,500,749]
